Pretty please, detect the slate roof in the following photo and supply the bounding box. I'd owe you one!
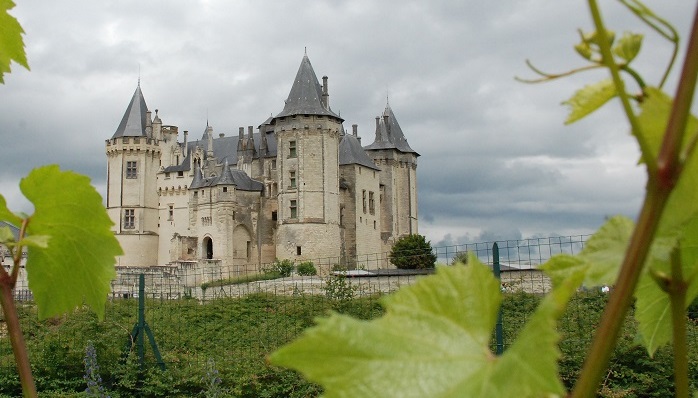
[364,104,418,155]
[162,129,277,174]
[339,133,380,171]
[273,55,342,121]
[189,162,263,192]
[112,85,149,138]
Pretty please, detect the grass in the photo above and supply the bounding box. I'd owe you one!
[201,272,285,290]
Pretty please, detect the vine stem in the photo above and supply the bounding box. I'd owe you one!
[669,248,689,398]
[571,2,698,397]
[0,280,37,397]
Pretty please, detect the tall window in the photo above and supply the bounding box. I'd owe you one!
[126,161,137,179]
[289,140,297,158]
[290,200,297,219]
[362,190,367,214]
[290,171,296,188]
[369,191,375,215]
[124,209,135,229]
[168,205,174,221]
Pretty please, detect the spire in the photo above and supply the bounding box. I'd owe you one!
[364,101,418,155]
[216,159,236,186]
[273,54,343,121]
[112,85,149,138]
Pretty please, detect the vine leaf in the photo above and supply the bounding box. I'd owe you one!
[542,215,633,288]
[0,0,29,84]
[637,88,698,233]
[20,165,121,320]
[271,258,578,398]
[612,32,643,63]
[635,217,698,356]
[563,79,617,124]
[0,194,22,227]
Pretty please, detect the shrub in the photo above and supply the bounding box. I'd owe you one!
[265,259,294,278]
[451,251,469,265]
[296,261,317,276]
[389,234,437,269]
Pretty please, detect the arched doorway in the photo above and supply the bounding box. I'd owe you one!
[203,236,213,259]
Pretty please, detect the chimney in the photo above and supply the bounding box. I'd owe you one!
[247,126,253,139]
[352,124,358,136]
[183,130,188,147]
[322,76,329,109]
[383,114,390,135]
[238,127,244,139]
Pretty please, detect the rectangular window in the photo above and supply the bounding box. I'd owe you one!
[290,199,297,219]
[126,161,137,179]
[246,241,251,259]
[271,211,278,221]
[290,171,296,188]
[369,191,375,215]
[271,159,277,169]
[296,246,302,256]
[177,171,184,177]
[223,186,228,193]
[168,205,174,221]
[165,172,171,179]
[124,209,135,229]
[362,190,367,214]
[289,140,297,158]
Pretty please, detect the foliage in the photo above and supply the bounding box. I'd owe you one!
[203,358,226,398]
[323,273,356,310]
[388,234,437,269]
[451,251,469,265]
[0,0,29,84]
[201,272,283,290]
[271,257,582,397]
[0,166,122,397]
[264,259,294,278]
[296,261,317,276]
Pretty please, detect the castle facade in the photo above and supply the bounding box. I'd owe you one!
[105,55,419,273]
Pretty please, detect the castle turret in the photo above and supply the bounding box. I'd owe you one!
[272,54,343,263]
[105,84,161,266]
[364,101,419,253]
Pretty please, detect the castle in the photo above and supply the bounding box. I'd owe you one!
[105,54,419,274]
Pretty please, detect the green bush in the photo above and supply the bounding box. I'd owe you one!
[265,259,294,278]
[451,251,469,265]
[296,261,317,276]
[389,234,437,269]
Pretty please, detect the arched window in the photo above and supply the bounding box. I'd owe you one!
[203,237,213,259]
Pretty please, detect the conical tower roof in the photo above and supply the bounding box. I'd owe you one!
[364,103,418,156]
[274,55,342,121]
[112,85,149,138]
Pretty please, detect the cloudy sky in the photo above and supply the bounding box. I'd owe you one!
[0,0,694,249]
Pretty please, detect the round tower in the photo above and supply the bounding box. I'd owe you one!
[105,84,161,266]
[272,55,343,264]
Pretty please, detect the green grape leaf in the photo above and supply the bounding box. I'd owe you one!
[0,0,29,84]
[543,215,633,288]
[0,225,15,244]
[563,79,617,124]
[612,32,643,63]
[635,217,698,356]
[636,88,698,234]
[21,165,121,320]
[574,41,594,61]
[271,258,575,398]
[18,234,49,249]
[0,194,22,227]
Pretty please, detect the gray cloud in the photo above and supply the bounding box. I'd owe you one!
[0,0,692,249]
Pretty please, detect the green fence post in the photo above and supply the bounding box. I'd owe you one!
[493,243,504,355]
[124,274,166,371]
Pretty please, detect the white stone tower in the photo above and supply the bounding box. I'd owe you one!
[272,55,343,262]
[105,84,161,266]
[364,102,419,254]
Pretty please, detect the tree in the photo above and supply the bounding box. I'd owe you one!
[389,234,437,270]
